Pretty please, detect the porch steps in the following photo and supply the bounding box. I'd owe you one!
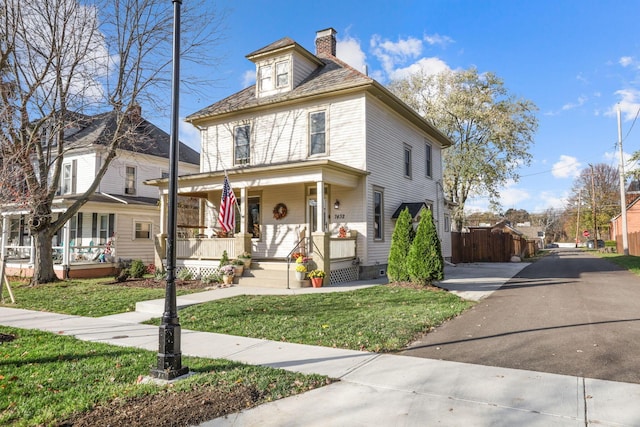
[237,261,311,289]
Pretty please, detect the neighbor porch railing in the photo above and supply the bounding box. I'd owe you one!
[175,238,236,259]
[4,243,113,265]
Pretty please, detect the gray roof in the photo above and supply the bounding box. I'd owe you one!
[65,111,200,165]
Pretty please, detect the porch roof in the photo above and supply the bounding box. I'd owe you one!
[145,159,369,197]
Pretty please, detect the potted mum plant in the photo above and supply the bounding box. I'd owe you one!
[219,264,235,285]
[295,263,307,281]
[238,251,252,269]
[308,269,326,288]
[232,258,245,276]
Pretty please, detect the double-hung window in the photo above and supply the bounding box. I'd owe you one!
[135,221,152,239]
[259,65,272,91]
[234,125,250,165]
[276,61,289,88]
[404,145,412,179]
[125,166,136,195]
[309,111,326,155]
[373,188,384,240]
[61,160,76,194]
[425,143,432,178]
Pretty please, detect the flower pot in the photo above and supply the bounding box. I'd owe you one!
[240,258,251,269]
[233,265,244,276]
[223,275,234,285]
[311,277,323,288]
[295,271,306,281]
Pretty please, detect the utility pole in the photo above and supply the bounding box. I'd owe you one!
[590,164,597,241]
[617,105,629,255]
[575,191,581,247]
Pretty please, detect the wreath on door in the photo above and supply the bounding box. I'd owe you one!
[273,203,288,220]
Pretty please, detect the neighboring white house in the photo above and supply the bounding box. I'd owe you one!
[147,28,453,285]
[1,108,199,279]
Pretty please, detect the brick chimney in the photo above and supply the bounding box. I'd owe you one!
[315,28,337,57]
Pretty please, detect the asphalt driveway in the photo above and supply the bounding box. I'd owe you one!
[402,248,640,384]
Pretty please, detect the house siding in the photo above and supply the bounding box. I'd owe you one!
[364,94,451,268]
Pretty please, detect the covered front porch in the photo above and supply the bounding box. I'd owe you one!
[148,160,368,286]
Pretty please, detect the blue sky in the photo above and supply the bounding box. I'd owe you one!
[171,0,640,215]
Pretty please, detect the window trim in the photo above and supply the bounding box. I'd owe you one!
[234,124,251,165]
[275,60,289,88]
[309,110,327,156]
[404,145,412,179]
[425,142,433,178]
[134,221,152,240]
[373,187,384,241]
[259,65,272,91]
[125,165,136,195]
[61,160,76,194]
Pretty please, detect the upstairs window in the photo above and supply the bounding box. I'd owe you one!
[309,111,326,155]
[61,160,76,194]
[425,143,432,178]
[276,61,289,88]
[135,221,152,239]
[404,145,412,179]
[125,166,136,195]
[373,188,384,240]
[259,65,272,91]
[234,125,250,165]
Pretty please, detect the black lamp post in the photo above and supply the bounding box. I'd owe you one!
[150,0,188,381]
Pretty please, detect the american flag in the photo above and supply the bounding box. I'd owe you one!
[218,176,237,232]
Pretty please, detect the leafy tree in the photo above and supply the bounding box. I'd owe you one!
[504,208,531,225]
[0,0,224,284]
[389,67,538,231]
[387,208,413,282]
[566,163,620,240]
[407,209,444,285]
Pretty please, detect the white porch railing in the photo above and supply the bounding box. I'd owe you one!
[330,237,357,260]
[175,238,236,260]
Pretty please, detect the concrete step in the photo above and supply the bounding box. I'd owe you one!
[236,261,309,288]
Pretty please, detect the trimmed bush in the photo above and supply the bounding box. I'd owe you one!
[129,259,146,279]
[387,207,413,282]
[407,209,444,285]
[177,268,193,280]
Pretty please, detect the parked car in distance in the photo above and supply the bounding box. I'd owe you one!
[586,239,605,249]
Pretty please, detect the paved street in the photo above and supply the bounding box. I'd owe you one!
[403,248,640,384]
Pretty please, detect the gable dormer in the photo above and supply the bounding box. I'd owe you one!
[246,29,337,99]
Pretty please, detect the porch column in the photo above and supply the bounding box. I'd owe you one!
[1,215,8,258]
[159,193,167,235]
[62,220,71,267]
[313,180,330,285]
[29,235,34,264]
[234,187,251,257]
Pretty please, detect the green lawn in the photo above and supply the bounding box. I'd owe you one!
[0,327,329,426]
[1,278,195,317]
[147,286,475,352]
[595,252,640,274]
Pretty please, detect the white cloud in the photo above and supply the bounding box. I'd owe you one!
[390,57,450,81]
[619,56,634,67]
[603,150,639,174]
[337,36,367,73]
[423,33,454,47]
[552,155,582,178]
[370,34,423,75]
[499,181,531,208]
[533,191,568,212]
[242,69,255,88]
[613,88,640,121]
[561,95,588,111]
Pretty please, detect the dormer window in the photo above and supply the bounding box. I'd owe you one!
[276,61,289,87]
[259,65,272,91]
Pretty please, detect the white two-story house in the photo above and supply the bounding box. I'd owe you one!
[147,28,453,286]
[1,107,199,279]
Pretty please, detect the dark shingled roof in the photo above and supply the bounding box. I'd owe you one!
[186,55,374,121]
[391,203,429,219]
[65,111,200,165]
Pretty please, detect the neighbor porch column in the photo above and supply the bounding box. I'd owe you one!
[234,187,251,257]
[312,180,330,285]
[62,219,71,267]
[1,215,8,259]
[159,193,167,235]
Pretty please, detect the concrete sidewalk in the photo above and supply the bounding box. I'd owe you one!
[2,262,640,426]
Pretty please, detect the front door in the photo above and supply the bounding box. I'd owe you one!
[306,196,327,255]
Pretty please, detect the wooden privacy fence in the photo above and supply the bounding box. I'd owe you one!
[451,230,537,263]
[616,231,640,255]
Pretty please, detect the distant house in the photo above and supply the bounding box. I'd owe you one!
[611,183,640,253]
[1,107,199,279]
[147,28,454,285]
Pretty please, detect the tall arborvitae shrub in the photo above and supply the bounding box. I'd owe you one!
[407,209,444,285]
[387,207,413,282]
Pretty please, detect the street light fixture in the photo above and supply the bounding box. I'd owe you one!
[150,0,188,381]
